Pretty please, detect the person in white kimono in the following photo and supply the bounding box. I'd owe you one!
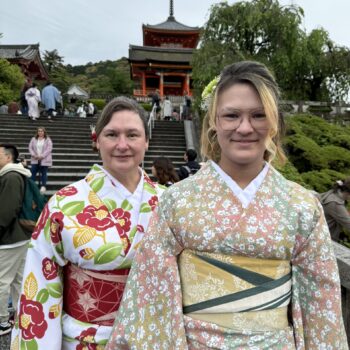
[11,97,164,350]
[162,96,172,120]
[106,61,348,349]
[25,83,41,120]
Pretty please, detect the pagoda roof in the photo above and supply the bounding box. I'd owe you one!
[129,45,194,63]
[0,44,48,80]
[143,16,200,32]
[0,44,41,60]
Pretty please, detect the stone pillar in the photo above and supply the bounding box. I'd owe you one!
[142,72,146,96]
[159,73,164,97]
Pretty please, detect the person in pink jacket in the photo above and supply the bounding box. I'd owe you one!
[28,127,53,194]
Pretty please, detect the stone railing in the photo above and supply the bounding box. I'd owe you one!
[333,241,350,345]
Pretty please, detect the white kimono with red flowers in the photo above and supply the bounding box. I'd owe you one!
[11,164,164,350]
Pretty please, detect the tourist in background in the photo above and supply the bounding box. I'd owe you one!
[28,127,53,194]
[319,178,350,242]
[20,81,31,115]
[41,81,61,121]
[106,61,347,349]
[182,90,192,120]
[12,97,164,350]
[152,156,179,187]
[178,148,201,180]
[25,83,41,121]
[163,96,172,120]
[0,144,31,336]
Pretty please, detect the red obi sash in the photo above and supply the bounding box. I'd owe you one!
[63,263,130,326]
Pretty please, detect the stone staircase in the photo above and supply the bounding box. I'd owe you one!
[0,114,187,196]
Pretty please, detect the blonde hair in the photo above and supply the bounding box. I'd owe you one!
[201,61,286,165]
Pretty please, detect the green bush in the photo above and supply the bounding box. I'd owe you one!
[301,169,346,193]
[283,133,328,172]
[0,59,25,104]
[322,145,350,173]
[89,98,106,111]
[140,103,152,112]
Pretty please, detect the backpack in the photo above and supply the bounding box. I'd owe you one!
[19,178,47,234]
[183,165,197,177]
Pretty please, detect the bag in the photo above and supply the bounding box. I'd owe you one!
[19,178,47,233]
[183,165,197,177]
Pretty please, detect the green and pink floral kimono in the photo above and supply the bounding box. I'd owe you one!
[11,164,164,350]
[106,161,348,350]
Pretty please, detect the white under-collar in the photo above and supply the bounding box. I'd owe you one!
[100,167,144,199]
[211,161,269,208]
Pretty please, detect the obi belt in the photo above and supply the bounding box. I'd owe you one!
[63,263,130,326]
[179,250,292,331]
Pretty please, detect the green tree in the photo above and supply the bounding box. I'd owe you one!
[43,49,64,74]
[192,0,350,102]
[0,58,25,104]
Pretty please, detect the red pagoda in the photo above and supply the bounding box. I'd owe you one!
[129,0,200,97]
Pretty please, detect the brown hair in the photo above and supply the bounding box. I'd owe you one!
[201,61,286,165]
[95,97,149,140]
[152,157,179,185]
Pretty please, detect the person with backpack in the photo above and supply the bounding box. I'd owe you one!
[0,144,31,336]
[318,178,350,242]
[178,149,201,180]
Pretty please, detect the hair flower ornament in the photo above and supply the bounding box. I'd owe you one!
[201,75,220,111]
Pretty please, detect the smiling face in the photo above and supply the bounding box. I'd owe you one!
[216,83,270,172]
[96,110,149,181]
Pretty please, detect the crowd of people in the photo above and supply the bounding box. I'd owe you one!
[0,81,98,121]
[0,60,349,349]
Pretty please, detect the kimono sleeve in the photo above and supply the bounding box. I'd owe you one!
[11,198,65,350]
[291,200,348,349]
[106,201,187,350]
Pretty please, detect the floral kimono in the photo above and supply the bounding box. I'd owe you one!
[106,161,348,350]
[11,164,164,350]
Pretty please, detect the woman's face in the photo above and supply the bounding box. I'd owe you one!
[37,129,45,137]
[215,83,270,170]
[96,110,148,179]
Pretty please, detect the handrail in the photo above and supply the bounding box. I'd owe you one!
[142,105,157,169]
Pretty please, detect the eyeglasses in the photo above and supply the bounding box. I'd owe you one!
[217,112,270,131]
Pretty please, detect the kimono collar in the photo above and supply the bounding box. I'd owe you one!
[210,161,269,208]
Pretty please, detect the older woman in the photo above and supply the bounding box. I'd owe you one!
[106,62,347,349]
[12,97,164,349]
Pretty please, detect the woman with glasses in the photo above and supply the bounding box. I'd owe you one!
[106,62,347,349]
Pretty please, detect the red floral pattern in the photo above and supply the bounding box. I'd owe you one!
[50,212,64,244]
[42,258,58,280]
[56,186,78,197]
[32,204,50,240]
[111,208,131,235]
[148,195,158,210]
[76,327,97,350]
[19,295,48,340]
[76,205,114,231]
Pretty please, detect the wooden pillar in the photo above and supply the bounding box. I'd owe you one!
[159,73,164,97]
[142,72,146,96]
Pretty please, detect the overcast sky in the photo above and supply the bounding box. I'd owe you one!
[0,0,348,66]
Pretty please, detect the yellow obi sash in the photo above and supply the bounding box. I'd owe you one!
[178,250,291,331]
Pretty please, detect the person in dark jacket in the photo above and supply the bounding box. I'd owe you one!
[319,178,350,242]
[178,149,201,180]
[0,144,31,335]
